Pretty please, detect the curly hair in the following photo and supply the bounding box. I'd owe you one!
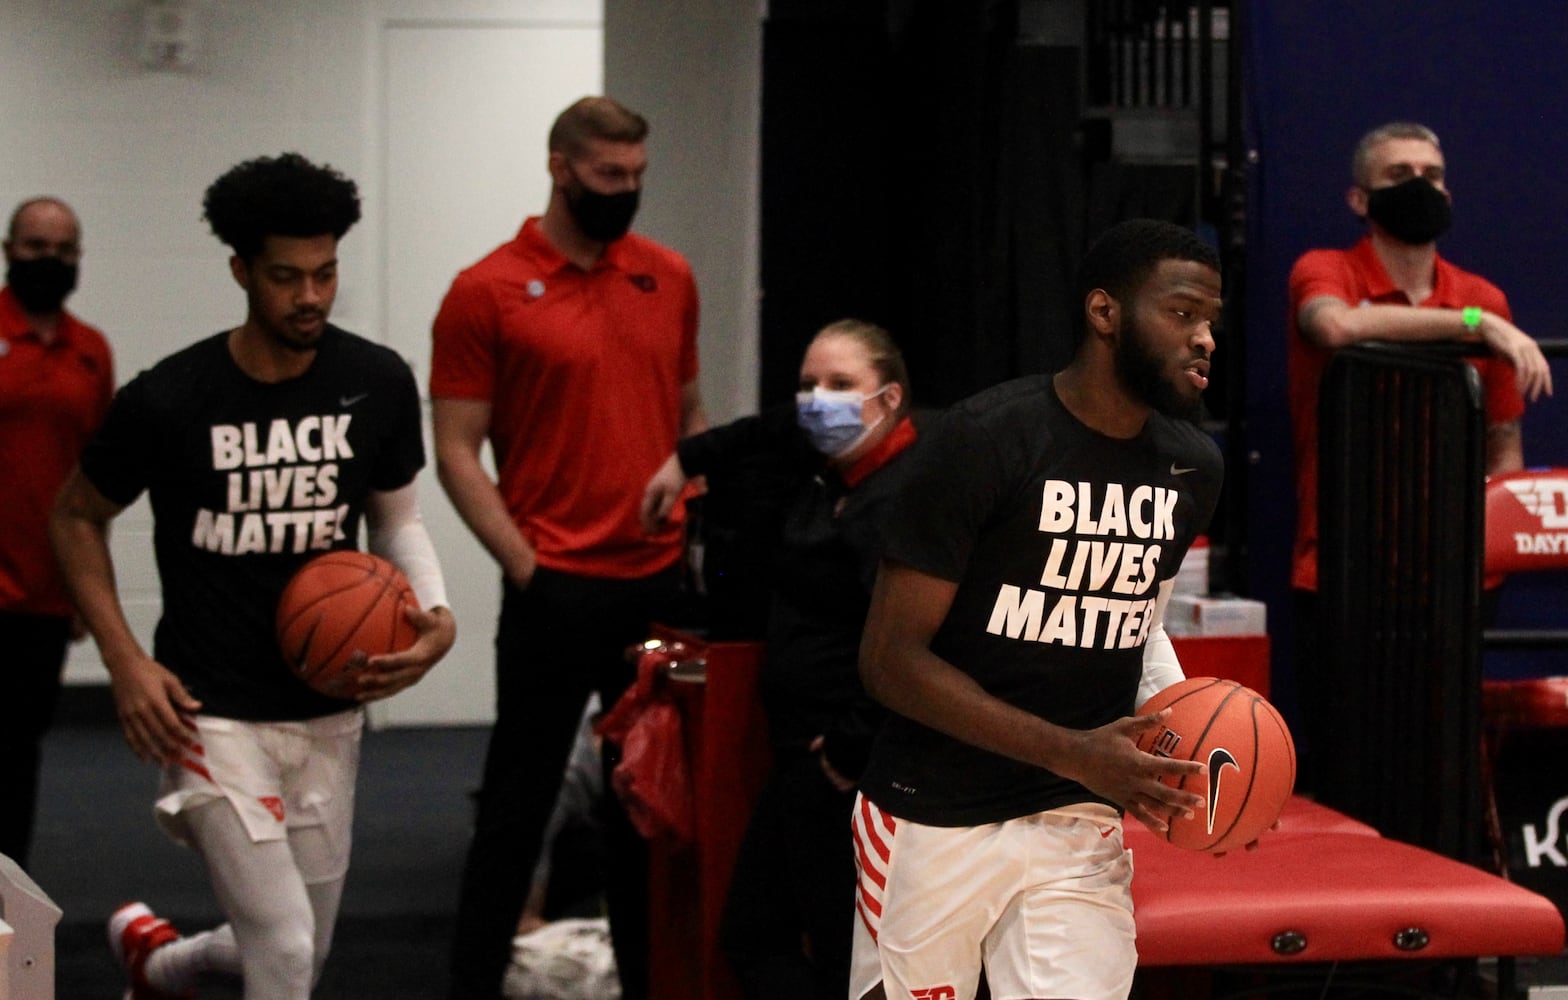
[203,152,361,261]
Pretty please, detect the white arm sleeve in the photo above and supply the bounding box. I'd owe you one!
[1136,578,1185,709]
[365,482,449,611]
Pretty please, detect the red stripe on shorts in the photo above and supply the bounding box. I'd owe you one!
[854,826,887,891]
[857,876,884,918]
[852,795,897,941]
[855,894,880,941]
[859,795,895,861]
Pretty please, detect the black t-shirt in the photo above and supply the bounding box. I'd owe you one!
[80,327,425,721]
[858,374,1223,826]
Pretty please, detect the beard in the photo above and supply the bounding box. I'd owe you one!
[1113,316,1206,422]
[264,310,327,353]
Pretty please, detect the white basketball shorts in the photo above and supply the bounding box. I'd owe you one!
[849,793,1136,1000]
[155,709,364,881]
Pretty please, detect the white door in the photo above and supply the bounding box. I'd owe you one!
[374,15,602,726]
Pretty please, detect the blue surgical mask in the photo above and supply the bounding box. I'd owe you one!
[795,385,890,456]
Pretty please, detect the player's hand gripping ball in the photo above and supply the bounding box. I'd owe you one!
[1135,677,1296,853]
[276,551,419,698]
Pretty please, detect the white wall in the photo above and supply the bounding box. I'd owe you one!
[604,0,762,425]
[1,0,761,725]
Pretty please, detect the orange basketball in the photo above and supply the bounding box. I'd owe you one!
[275,551,418,698]
[1134,676,1296,853]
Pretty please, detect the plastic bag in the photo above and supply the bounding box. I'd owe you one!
[595,647,694,843]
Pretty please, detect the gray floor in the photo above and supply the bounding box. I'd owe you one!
[30,719,488,998]
[25,715,1568,999]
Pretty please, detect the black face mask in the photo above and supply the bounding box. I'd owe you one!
[1364,176,1451,245]
[7,255,78,314]
[565,172,640,244]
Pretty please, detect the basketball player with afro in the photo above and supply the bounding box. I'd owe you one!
[50,152,456,1000]
[852,219,1225,1000]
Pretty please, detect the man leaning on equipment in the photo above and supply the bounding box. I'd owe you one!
[1285,120,1554,789]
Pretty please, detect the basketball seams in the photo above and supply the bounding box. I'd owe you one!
[1206,697,1266,850]
[1150,676,1224,713]
[280,560,381,679]
[277,571,375,635]
[287,618,325,680]
[277,551,379,634]
[313,574,395,684]
[1139,677,1293,853]
[1205,694,1290,851]
[1148,678,1240,846]
[275,552,418,694]
[1257,699,1298,789]
[1167,680,1242,792]
[1187,681,1245,750]
[1184,682,1250,850]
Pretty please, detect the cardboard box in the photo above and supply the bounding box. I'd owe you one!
[1165,594,1268,637]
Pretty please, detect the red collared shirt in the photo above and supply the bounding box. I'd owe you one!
[430,217,700,578]
[1285,236,1524,591]
[0,286,113,615]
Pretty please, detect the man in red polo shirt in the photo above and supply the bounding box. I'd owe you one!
[431,96,705,1000]
[0,196,113,869]
[1287,121,1554,788]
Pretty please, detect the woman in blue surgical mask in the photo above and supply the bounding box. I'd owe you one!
[640,318,916,1000]
[792,328,905,460]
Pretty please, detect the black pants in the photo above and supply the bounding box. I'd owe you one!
[721,749,858,1000]
[0,611,70,870]
[447,566,680,1000]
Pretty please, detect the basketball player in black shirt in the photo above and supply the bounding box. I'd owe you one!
[51,153,455,1000]
[851,219,1224,1000]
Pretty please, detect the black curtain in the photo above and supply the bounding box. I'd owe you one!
[760,0,1082,409]
[759,2,897,405]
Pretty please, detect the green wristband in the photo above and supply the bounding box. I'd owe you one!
[1462,306,1483,332]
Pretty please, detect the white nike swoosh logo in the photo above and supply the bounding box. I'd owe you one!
[1206,747,1240,833]
[1170,463,1196,475]
[340,393,369,407]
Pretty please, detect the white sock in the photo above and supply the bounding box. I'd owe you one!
[145,924,240,992]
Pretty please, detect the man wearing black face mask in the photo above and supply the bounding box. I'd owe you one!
[0,196,113,869]
[1285,121,1554,791]
[431,96,706,1000]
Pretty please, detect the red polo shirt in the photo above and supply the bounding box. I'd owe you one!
[1286,237,1525,591]
[0,286,114,616]
[430,218,700,578]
